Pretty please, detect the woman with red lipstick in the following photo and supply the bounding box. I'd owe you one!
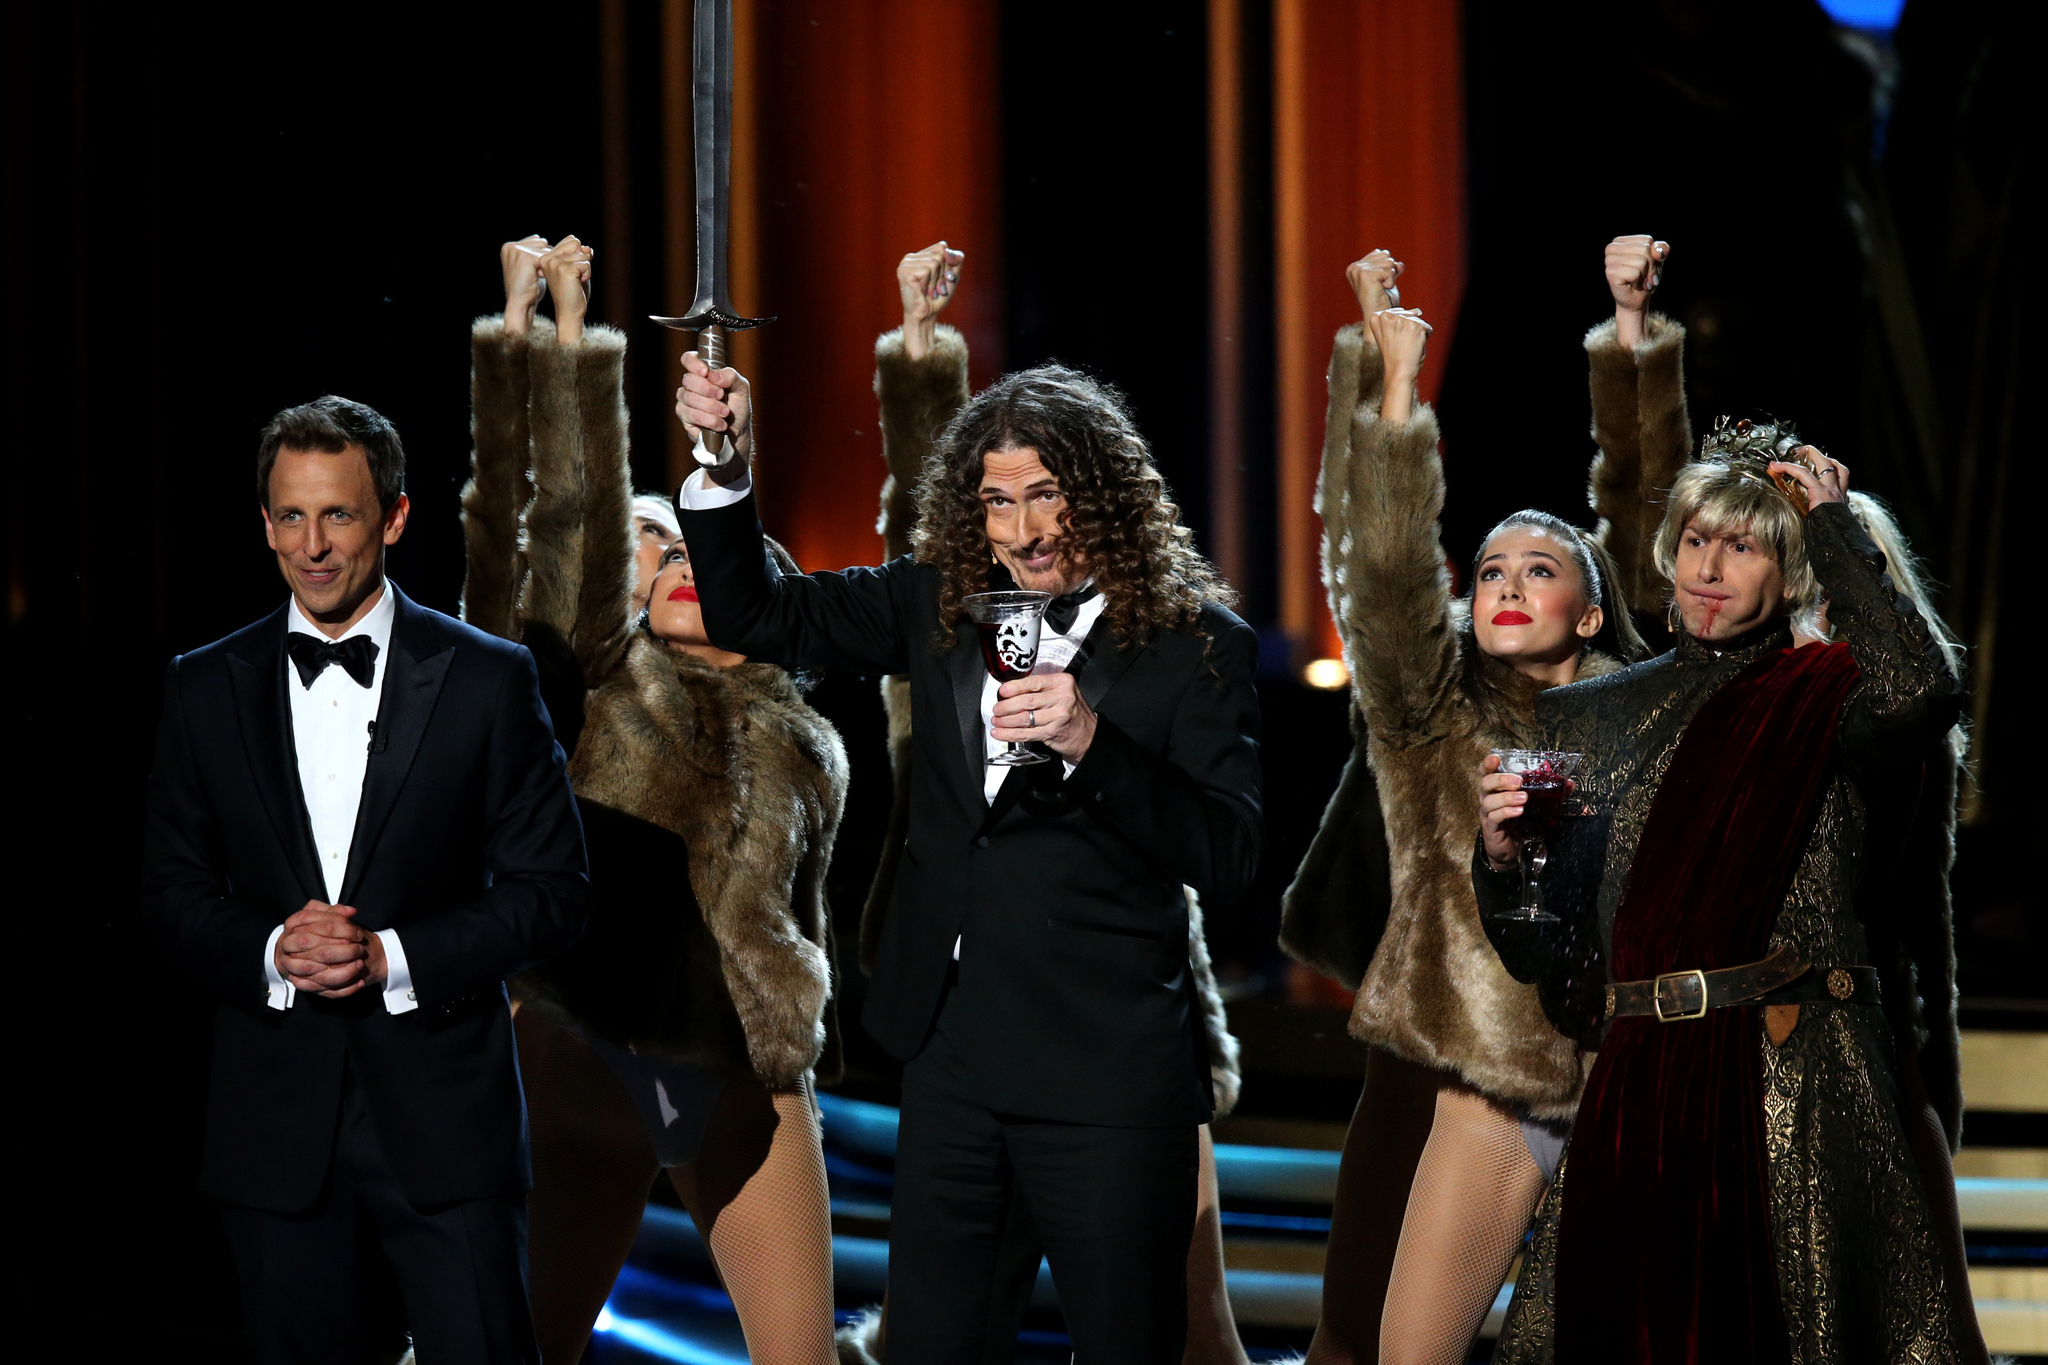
[1280,247,1654,1365]
[462,236,847,1365]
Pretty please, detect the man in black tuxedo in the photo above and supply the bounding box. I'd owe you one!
[145,396,587,1365]
[675,355,1262,1362]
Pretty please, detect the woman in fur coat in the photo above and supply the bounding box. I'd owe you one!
[833,242,1251,1365]
[1279,241,1669,1365]
[463,236,848,1365]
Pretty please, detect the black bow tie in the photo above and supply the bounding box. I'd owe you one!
[287,632,379,689]
[1044,583,1100,636]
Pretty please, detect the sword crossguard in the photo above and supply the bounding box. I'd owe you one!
[649,307,775,332]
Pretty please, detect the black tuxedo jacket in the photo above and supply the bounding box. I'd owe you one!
[680,495,1262,1126]
[144,586,588,1212]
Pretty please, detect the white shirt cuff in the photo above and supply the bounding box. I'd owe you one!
[677,467,753,510]
[377,928,418,1014]
[262,924,296,1011]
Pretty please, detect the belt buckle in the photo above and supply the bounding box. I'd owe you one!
[1653,969,1709,1021]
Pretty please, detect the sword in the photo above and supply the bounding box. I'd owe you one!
[651,0,772,463]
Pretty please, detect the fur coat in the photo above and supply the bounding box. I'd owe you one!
[461,315,848,1087]
[1279,318,1689,1115]
[858,324,1243,1114]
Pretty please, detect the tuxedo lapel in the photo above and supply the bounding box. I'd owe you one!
[1076,615,1139,713]
[950,630,990,797]
[226,607,324,901]
[340,588,454,904]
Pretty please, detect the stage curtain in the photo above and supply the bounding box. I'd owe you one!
[702,0,1004,576]
[1274,0,1466,664]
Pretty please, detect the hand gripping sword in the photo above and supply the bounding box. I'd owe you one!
[650,0,772,463]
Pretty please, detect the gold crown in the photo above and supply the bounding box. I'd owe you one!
[1697,416,1819,515]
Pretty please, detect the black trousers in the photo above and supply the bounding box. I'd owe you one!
[221,1065,537,1365]
[888,986,1199,1365]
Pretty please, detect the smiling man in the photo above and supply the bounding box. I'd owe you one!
[672,355,1261,1364]
[1474,420,1969,1362]
[145,396,587,1364]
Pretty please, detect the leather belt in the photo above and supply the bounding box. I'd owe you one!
[1605,944,1880,1023]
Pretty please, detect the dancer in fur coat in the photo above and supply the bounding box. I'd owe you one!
[463,236,847,1365]
[835,242,1250,1365]
[1279,240,1667,1365]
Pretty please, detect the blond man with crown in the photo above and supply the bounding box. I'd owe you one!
[1475,424,1970,1364]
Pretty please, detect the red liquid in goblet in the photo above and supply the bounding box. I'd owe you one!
[977,622,1037,683]
[1502,776,1569,842]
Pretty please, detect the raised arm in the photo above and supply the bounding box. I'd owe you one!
[459,237,550,641]
[1585,235,1693,618]
[878,241,971,559]
[517,237,638,679]
[1319,278,1459,742]
[1777,459,1964,759]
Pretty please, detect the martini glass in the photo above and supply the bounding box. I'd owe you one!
[1492,748,1583,923]
[965,591,1054,767]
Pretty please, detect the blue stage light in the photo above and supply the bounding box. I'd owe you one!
[1815,0,1905,31]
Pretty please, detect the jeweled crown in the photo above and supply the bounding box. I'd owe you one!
[1697,416,1819,515]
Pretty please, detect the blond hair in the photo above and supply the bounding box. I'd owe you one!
[1653,460,1819,629]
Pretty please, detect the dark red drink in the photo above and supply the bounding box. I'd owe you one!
[977,621,1037,682]
[1503,776,1569,841]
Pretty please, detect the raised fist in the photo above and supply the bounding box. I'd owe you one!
[1347,249,1404,318]
[1605,234,1669,313]
[501,235,550,336]
[538,236,594,344]
[1366,307,1432,425]
[676,350,753,477]
[899,240,964,361]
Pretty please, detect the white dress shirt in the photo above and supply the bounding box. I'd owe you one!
[262,584,417,1014]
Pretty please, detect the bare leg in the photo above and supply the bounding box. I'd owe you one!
[514,1007,662,1365]
[671,1074,837,1365]
[1184,1124,1251,1365]
[1377,1084,1544,1365]
[1306,1049,1441,1365]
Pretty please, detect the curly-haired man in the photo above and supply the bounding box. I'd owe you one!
[674,350,1262,1364]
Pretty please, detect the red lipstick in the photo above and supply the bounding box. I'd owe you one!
[667,585,699,603]
[1491,610,1533,626]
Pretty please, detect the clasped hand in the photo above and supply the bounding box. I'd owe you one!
[991,672,1096,764]
[276,900,387,999]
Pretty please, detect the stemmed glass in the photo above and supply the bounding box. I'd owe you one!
[964,591,1053,767]
[1491,749,1583,923]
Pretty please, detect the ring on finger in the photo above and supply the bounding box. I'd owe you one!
[1027,709,1037,728]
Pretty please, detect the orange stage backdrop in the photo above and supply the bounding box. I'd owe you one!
[661,0,1005,576]
[1274,0,1467,664]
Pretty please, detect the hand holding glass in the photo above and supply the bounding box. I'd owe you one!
[965,591,1053,767]
[1491,749,1582,923]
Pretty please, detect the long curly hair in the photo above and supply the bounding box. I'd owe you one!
[909,364,1234,648]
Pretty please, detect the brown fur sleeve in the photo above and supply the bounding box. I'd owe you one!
[568,325,634,675]
[1584,312,1691,616]
[461,316,532,640]
[874,324,970,560]
[1319,324,1458,743]
[862,324,973,971]
[521,321,635,680]
[701,731,846,1086]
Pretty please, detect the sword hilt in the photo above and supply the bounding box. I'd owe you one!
[698,324,730,459]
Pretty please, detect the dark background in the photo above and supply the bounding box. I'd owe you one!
[3,0,2027,1354]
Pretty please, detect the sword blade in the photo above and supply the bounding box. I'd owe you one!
[651,0,772,333]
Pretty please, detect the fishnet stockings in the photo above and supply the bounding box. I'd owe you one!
[1305,1048,1440,1365]
[1376,1083,1543,1365]
[514,1008,835,1365]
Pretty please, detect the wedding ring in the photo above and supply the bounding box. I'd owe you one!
[1028,709,1038,728]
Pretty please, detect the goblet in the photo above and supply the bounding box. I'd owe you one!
[964,591,1054,767]
[1491,748,1583,923]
